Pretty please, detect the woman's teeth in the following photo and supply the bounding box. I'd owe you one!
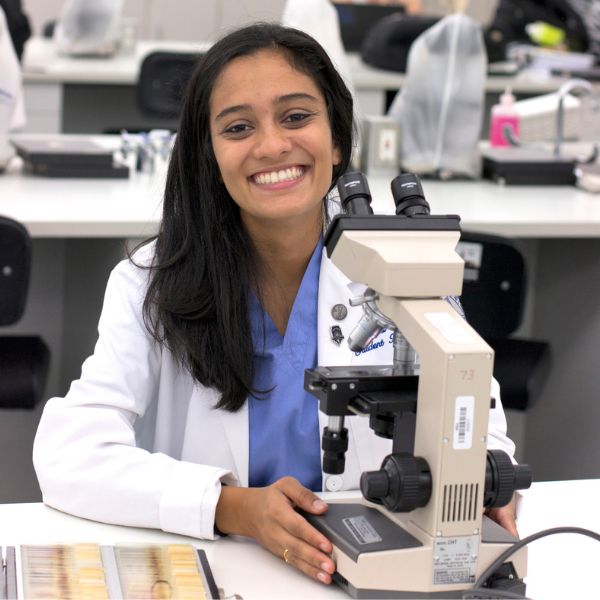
[253,166,304,185]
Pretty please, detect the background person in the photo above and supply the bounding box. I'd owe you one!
[0,4,26,171]
[0,0,31,60]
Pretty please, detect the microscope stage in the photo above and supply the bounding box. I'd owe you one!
[303,502,421,562]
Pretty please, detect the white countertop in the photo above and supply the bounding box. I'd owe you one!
[515,479,600,600]
[370,177,600,238]
[3,164,600,239]
[345,53,572,95]
[2,134,600,238]
[0,162,165,238]
[22,38,210,85]
[1,135,164,237]
[0,480,598,599]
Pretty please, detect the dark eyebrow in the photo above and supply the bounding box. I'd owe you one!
[277,92,320,104]
[214,93,319,121]
[214,104,251,121]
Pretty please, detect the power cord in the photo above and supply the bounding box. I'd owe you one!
[462,526,600,599]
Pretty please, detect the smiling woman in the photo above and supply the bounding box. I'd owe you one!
[32,22,516,589]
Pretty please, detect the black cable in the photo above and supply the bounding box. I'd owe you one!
[463,588,528,599]
[462,526,600,600]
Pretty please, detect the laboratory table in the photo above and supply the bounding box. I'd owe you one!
[3,155,600,238]
[0,480,598,599]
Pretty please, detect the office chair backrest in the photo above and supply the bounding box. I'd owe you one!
[137,51,202,119]
[0,217,50,410]
[457,232,525,339]
[456,232,549,411]
[0,216,31,326]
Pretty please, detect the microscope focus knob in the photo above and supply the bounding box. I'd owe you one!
[361,453,432,513]
[484,449,533,508]
[361,470,389,499]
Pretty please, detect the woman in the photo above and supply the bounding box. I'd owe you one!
[33,23,516,586]
[0,0,31,61]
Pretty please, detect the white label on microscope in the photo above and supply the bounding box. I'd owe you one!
[425,312,476,345]
[342,516,382,545]
[433,536,478,585]
[453,395,474,450]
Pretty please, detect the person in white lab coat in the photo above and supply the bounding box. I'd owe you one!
[33,23,516,586]
[0,5,25,171]
[282,0,354,96]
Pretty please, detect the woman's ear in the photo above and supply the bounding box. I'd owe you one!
[332,144,342,167]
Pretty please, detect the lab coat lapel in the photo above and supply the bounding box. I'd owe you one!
[318,248,395,367]
[317,248,366,366]
[317,250,376,490]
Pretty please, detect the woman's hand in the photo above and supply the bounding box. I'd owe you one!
[485,497,518,537]
[215,476,335,584]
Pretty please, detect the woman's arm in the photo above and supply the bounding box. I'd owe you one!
[33,256,231,539]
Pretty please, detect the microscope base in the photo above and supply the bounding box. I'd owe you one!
[332,571,526,599]
[304,503,527,599]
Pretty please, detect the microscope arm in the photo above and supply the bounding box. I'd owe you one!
[377,294,493,539]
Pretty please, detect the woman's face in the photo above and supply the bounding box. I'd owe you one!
[209,49,341,230]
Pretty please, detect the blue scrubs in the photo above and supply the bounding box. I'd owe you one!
[248,239,323,491]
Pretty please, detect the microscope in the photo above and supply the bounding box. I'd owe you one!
[304,172,532,598]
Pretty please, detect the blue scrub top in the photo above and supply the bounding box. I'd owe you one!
[248,239,323,492]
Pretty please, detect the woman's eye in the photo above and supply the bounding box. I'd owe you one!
[223,123,251,135]
[284,112,312,125]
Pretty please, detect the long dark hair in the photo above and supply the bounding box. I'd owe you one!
[140,23,354,411]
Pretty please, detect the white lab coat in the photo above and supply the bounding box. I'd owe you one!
[282,0,355,98]
[0,6,26,168]
[33,243,514,540]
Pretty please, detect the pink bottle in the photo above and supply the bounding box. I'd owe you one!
[489,88,520,147]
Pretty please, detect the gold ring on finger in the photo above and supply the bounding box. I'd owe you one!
[283,548,291,564]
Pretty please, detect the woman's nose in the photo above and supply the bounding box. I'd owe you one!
[252,124,292,160]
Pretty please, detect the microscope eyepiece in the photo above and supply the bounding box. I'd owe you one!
[337,172,374,216]
[391,173,430,217]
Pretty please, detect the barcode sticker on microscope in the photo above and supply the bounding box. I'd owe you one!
[453,396,474,450]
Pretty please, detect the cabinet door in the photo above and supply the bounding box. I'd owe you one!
[144,0,219,41]
[123,0,286,42]
[218,0,287,34]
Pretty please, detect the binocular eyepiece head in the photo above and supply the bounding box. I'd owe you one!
[337,171,431,217]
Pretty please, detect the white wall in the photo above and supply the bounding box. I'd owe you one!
[23,0,498,40]
[24,0,288,41]
[22,0,63,36]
